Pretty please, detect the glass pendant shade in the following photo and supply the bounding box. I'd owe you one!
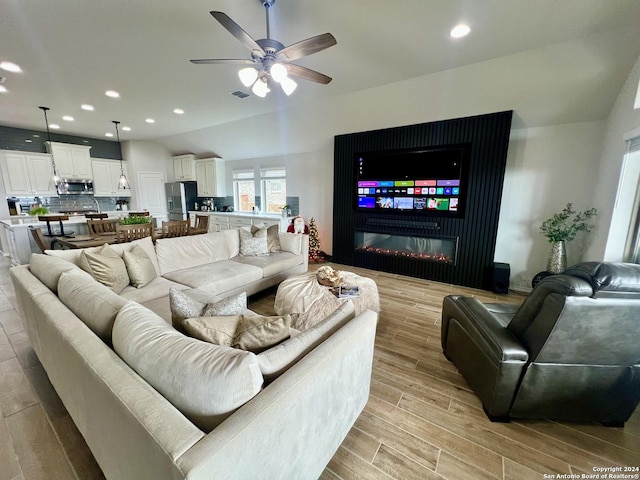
[252,78,270,97]
[238,67,259,87]
[270,63,288,83]
[112,120,130,189]
[280,76,297,96]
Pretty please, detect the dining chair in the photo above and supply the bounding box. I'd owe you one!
[188,214,209,235]
[85,213,108,219]
[161,220,190,238]
[87,218,119,236]
[29,226,50,253]
[128,211,150,217]
[115,223,154,243]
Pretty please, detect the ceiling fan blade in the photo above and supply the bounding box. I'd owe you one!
[285,64,332,85]
[210,11,266,57]
[190,58,258,65]
[277,33,337,62]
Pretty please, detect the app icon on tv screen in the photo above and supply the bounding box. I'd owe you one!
[393,197,414,209]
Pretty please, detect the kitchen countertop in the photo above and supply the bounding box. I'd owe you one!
[0,211,122,228]
[188,210,289,219]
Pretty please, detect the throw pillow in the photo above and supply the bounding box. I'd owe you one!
[233,314,291,353]
[80,245,130,293]
[251,224,281,253]
[182,315,242,347]
[239,227,269,256]
[183,314,291,353]
[122,244,157,288]
[169,287,247,331]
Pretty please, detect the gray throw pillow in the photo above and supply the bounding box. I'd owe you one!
[169,287,247,331]
[122,245,157,288]
[239,227,269,256]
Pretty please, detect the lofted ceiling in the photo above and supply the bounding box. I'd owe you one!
[1,0,640,147]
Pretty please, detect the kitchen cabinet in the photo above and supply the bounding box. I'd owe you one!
[46,142,92,179]
[0,150,58,196]
[195,158,226,197]
[92,159,132,197]
[173,154,195,180]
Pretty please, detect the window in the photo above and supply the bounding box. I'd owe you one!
[233,170,255,212]
[261,168,286,214]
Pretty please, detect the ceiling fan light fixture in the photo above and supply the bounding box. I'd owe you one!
[281,76,297,96]
[252,77,270,97]
[238,67,259,87]
[270,63,288,83]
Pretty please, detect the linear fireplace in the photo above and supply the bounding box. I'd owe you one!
[355,231,458,265]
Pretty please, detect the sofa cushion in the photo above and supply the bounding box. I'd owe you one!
[81,245,130,293]
[251,224,281,253]
[29,253,80,293]
[182,315,242,347]
[57,269,128,344]
[119,276,188,304]
[162,260,263,293]
[224,229,240,258]
[170,287,247,331]
[123,245,157,288]
[256,300,356,382]
[112,302,263,433]
[279,233,305,255]
[231,251,303,278]
[155,231,230,275]
[239,227,269,256]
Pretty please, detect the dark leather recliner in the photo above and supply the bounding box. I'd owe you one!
[441,262,640,426]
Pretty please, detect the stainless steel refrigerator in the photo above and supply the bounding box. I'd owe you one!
[165,181,198,221]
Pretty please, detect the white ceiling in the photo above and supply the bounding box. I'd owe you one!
[1,0,640,146]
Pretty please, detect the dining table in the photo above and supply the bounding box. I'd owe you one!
[52,233,118,249]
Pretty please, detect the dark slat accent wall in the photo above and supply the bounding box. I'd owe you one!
[0,125,122,159]
[332,111,513,289]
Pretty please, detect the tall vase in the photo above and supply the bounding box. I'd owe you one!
[547,240,567,274]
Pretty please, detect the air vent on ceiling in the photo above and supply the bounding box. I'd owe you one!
[230,90,250,99]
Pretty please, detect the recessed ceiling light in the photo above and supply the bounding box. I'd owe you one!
[50,124,60,129]
[0,85,6,93]
[105,90,120,98]
[81,104,94,111]
[450,23,471,38]
[62,115,74,121]
[173,108,184,115]
[145,118,155,124]
[32,134,40,138]
[122,126,131,131]
[0,61,21,73]
[105,132,114,137]
[25,139,32,143]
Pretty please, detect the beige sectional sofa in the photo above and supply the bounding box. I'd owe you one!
[10,229,378,480]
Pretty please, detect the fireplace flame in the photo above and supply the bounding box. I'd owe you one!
[355,245,453,264]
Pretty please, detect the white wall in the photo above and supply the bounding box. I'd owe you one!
[588,55,640,261]
[121,140,172,213]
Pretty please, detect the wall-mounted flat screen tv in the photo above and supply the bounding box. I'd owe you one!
[355,144,470,218]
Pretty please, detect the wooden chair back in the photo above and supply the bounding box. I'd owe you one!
[29,226,49,253]
[85,213,108,219]
[188,214,210,235]
[115,223,154,243]
[128,211,150,217]
[161,220,190,238]
[87,218,119,236]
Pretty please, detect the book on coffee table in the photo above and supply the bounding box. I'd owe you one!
[336,285,360,298]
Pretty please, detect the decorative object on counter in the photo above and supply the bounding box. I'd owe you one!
[29,206,49,216]
[286,215,308,235]
[540,203,598,274]
[116,200,129,211]
[38,106,60,186]
[120,215,152,225]
[281,205,291,217]
[112,120,131,190]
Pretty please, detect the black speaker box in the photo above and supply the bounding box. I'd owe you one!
[491,262,510,294]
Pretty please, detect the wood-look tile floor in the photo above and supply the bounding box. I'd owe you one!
[0,257,639,479]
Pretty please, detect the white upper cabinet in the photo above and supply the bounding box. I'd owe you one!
[173,154,195,180]
[46,142,92,179]
[0,151,58,196]
[195,158,226,197]
[92,159,131,197]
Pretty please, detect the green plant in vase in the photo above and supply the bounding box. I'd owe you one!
[119,215,151,225]
[29,206,49,216]
[540,203,597,274]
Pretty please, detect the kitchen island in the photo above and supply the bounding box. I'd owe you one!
[0,211,123,265]
[188,211,295,233]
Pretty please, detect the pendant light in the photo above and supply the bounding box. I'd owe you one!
[38,106,59,185]
[112,121,130,189]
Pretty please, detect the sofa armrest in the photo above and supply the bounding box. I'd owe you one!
[174,310,377,480]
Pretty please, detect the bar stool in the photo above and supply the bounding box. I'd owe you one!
[38,214,74,237]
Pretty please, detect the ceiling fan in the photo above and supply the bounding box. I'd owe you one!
[190,0,336,97]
